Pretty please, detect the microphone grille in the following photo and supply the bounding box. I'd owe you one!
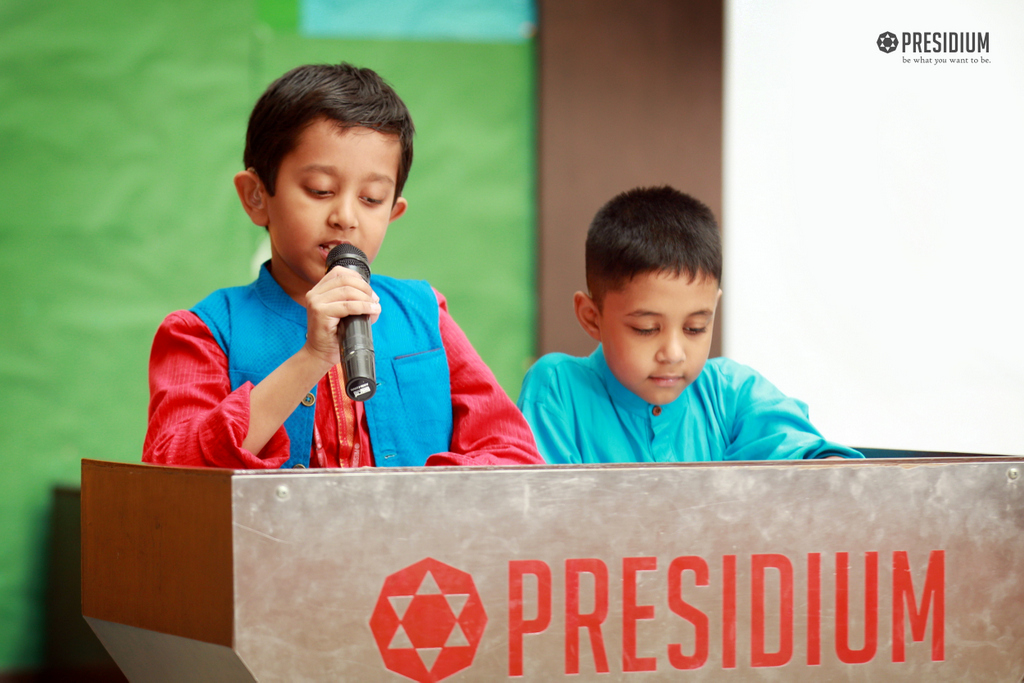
[326,243,371,281]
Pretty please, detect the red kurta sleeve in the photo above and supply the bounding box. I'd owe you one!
[423,292,543,466]
[143,310,290,468]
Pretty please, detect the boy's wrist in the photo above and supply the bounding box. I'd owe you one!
[297,342,338,377]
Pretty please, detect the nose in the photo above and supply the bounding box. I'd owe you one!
[655,331,685,365]
[329,195,358,230]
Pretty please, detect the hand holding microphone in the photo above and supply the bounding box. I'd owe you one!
[326,244,376,401]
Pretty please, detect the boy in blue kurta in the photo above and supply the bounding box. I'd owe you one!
[517,186,860,464]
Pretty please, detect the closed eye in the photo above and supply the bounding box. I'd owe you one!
[630,326,658,336]
[685,327,707,335]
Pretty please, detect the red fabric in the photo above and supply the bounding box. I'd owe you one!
[143,291,541,469]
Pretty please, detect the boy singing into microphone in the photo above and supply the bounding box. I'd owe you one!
[144,63,541,469]
[518,186,861,463]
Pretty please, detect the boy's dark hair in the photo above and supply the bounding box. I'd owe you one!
[586,186,722,305]
[243,63,415,199]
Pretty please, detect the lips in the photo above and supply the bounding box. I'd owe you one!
[319,241,349,261]
[650,376,684,387]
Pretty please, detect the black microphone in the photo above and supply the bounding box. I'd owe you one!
[326,244,376,401]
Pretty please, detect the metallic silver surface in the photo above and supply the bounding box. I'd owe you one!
[224,458,1024,681]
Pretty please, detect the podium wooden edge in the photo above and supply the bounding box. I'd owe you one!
[81,460,235,647]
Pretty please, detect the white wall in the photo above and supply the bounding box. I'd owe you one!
[724,0,1024,455]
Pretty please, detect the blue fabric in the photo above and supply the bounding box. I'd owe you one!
[361,276,453,467]
[300,0,536,43]
[517,346,862,464]
[193,263,452,467]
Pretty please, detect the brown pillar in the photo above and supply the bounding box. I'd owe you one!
[537,0,724,358]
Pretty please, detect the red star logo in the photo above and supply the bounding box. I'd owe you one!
[369,558,488,682]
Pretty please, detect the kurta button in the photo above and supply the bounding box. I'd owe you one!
[652,406,662,416]
[302,392,315,407]
[292,463,306,469]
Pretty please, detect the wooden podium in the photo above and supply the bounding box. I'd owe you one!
[81,457,1024,682]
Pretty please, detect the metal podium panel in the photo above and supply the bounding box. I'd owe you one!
[228,458,1024,682]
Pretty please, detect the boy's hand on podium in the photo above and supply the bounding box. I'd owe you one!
[303,266,381,367]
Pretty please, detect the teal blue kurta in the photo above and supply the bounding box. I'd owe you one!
[517,346,862,464]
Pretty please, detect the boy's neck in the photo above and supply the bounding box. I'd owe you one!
[266,259,312,307]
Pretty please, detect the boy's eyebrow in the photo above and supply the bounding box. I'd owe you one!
[300,164,396,185]
[626,309,715,318]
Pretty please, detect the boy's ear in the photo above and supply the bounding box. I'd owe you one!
[389,196,408,222]
[574,291,603,342]
[234,169,269,227]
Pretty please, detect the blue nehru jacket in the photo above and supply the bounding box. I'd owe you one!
[517,346,862,464]
[192,263,453,468]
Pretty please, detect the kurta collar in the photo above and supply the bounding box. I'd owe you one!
[592,345,688,420]
[255,261,307,327]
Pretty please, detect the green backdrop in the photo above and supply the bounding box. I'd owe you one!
[0,0,534,671]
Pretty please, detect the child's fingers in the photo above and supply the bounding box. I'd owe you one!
[369,291,380,324]
[308,268,376,307]
[311,299,382,321]
[303,293,380,365]
[321,265,373,295]
[303,268,382,364]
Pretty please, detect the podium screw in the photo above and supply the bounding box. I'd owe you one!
[276,485,290,500]
[1009,469,1020,482]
